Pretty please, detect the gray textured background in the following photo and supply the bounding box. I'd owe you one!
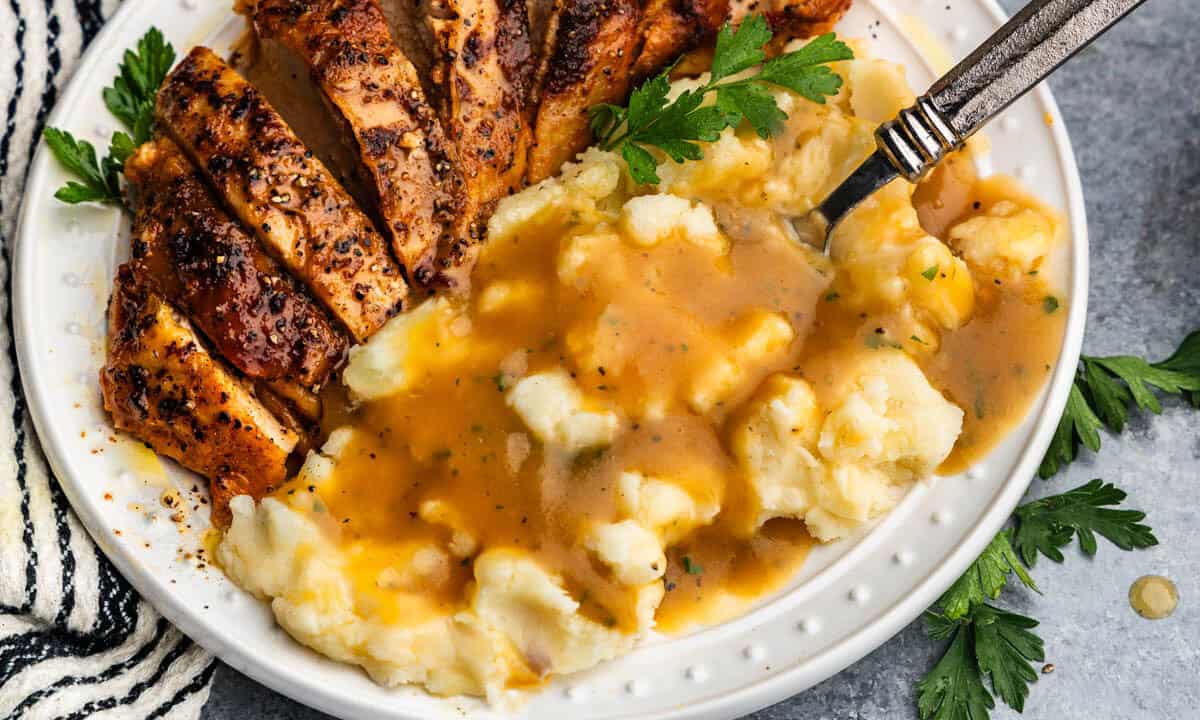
[202,0,1200,717]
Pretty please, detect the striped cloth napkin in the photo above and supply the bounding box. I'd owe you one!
[0,1,216,717]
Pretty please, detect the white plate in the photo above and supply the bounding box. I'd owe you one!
[13,0,1088,718]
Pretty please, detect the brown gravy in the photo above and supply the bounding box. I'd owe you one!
[271,149,1066,635]
[914,155,1068,472]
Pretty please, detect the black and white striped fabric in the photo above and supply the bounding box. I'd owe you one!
[0,2,216,717]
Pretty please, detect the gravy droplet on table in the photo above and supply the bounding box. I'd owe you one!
[1129,575,1178,620]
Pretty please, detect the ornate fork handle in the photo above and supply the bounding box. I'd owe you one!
[815,0,1148,249]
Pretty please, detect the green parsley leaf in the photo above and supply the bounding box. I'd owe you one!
[917,622,994,720]
[591,15,851,185]
[682,555,703,575]
[43,128,123,205]
[1012,479,1158,566]
[709,14,772,83]
[1156,330,1200,377]
[972,605,1044,713]
[938,531,1038,621]
[923,610,960,641]
[756,33,854,103]
[1042,295,1059,313]
[620,143,661,185]
[624,72,673,135]
[1082,358,1133,431]
[636,91,727,159]
[588,103,627,142]
[922,265,939,281]
[52,181,117,205]
[767,31,856,68]
[1093,354,1200,412]
[1038,381,1103,477]
[715,83,786,138]
[1156,330,1200,407]
[1038,330,1200,477]
[643,136,705,164]
[921,603,1045,718]
[107,131,138,166]
[103,27,175,144]
[46,28,175,207]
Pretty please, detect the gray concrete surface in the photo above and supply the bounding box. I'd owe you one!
[201,0,1200,717]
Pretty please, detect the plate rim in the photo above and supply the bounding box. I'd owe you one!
[11,0,1089,718]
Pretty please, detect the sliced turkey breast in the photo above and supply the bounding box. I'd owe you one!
[100,267,297,526]
[420,0,537,285]
[527,0,641,183]
[631,0,728,81]
[253,0,466,282]
[157,46,409,343]
[124,135,348,390]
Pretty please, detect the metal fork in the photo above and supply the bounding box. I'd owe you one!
[808,0,1148,250]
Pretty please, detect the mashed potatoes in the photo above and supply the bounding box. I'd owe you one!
[218,39,1066,701]
[732,353,963,541]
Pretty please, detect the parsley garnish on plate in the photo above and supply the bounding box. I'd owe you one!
[589,15,853,185]
[42,27,175,207]
[1040,331,1200,477]
[42,129,126,205]
[102,27,175,144]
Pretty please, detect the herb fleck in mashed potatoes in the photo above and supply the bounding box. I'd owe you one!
[217,41,1066,701]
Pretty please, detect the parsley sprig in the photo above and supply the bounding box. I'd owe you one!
[42,129,126,205]
[937,531,1037,621]
[918,328,1195,718]
[589,16,853,184]
[1012,479,1157,565]
[102,27,175,144]
[42,27,175,207]
[920,603,1043,718]
[1040,331,1200,477]
[920,480,1156,719]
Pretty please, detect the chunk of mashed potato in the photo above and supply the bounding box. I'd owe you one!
[343,298,464,401]
[949,198,1058,278]
[505,370,620,454]
[488,147,624,244]
[218,495,516,699]
[619,194,727,254]
[617,471,719,544]
[218,497,654,704]
[733,352,963,541]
